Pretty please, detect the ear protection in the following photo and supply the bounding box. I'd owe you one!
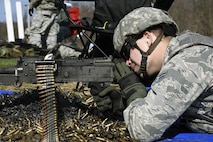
[146,38,150,43]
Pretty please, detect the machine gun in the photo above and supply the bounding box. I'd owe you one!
[0,56,115,142]
[0,56,114,87]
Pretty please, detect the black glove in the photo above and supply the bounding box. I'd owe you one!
[114,59,147,106]
[89,82,124,114]
[29,8,34,16]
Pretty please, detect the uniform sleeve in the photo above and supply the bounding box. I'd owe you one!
[123,46,213,141]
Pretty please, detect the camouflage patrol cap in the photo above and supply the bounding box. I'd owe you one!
[113,7,179,53]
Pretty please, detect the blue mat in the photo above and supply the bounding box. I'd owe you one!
[0,90,14,95]
[160,133,213,142]
[146,87,151,91]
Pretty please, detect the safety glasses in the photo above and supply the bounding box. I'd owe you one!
[120,37,138,60]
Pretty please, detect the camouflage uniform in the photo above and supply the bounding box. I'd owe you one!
[25,0,62,49]
[58,45,81,58]
[113,7,213,141]
[123,31,213,141]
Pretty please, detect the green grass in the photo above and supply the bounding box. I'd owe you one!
[0,58,18,68]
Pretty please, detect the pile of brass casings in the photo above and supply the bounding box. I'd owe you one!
[0,85,132,142]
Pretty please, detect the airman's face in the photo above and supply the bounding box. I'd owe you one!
[126,48,141,72]
[125,36,149,78]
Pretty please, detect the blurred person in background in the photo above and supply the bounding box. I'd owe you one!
[25,0,64,49]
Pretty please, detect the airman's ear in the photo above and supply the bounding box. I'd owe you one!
[143,31,152,46]
[143,31,152,38]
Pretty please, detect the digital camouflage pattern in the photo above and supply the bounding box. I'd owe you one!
[123,31,213,141]
[25,0,62,49]
[28,0,62,11]
[58,45,81,58]
[113,7,179,53]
